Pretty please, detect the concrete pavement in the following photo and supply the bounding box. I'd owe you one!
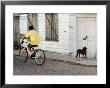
[14,50,97,67]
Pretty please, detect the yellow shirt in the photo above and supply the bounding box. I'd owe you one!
[25,30,40,45]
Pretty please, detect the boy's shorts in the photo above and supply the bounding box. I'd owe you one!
[28,43,38,48]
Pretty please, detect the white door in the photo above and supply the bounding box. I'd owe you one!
[76,17,96,58]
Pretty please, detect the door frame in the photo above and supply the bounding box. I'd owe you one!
[75,13,97,58]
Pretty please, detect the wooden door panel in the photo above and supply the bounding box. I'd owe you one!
[77,17,96,58]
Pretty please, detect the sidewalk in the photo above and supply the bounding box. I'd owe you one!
[14,50,97,67]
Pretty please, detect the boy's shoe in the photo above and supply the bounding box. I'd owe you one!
[30,52,35,58]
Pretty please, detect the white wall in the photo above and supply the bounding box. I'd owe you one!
[19,14,28,34]
[68,14,77,56]
[38,14,70,54]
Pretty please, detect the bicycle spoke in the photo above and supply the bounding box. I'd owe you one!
[19,48,28,62]
[34,49,45,65]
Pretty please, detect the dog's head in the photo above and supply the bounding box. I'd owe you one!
[83,47,87,50]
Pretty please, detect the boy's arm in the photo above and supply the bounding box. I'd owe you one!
[20,32,29,40]
[25,32,30,39]
[24,32,31,42]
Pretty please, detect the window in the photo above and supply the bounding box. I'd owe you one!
[45,13,58,41]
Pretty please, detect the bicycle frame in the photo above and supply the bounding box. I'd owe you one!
[19,39,45,64]
[20,39,38,54]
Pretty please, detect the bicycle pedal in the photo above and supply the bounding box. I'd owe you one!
[30,53,35,58]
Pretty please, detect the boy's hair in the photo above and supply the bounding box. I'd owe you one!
[29,26,34,30]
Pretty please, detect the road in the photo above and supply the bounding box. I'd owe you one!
[13,55,97,75]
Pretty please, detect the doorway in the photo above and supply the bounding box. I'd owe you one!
[76,17,97,58]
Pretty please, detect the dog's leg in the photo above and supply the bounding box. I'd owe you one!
[76,53,78,57]
[82,54,84,58]
[79,53,80,58]
[76,51,79,61]
[79,54,81,60]
[85,54,88,61]
[76,50,78,57]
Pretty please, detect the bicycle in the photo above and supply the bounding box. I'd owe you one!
[19,39,45,65]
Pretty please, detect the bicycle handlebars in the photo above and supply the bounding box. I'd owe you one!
[21,39,29,44]
[21,39,24,44]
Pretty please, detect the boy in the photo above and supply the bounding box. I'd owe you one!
[24,26,40,56]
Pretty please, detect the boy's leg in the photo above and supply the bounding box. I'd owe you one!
[27,44,33,55]
[27,44,31,51]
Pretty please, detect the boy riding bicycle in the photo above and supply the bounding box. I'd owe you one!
[23,26,40,56]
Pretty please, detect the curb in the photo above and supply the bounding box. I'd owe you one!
[46,57,97,67]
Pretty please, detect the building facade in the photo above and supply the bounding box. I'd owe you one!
[13,13,97,58]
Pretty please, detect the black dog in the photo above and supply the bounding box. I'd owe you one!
[76,47,87,60]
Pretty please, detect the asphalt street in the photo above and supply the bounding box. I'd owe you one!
[13,55,97,75]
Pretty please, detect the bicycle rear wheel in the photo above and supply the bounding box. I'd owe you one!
[34,49,45,65]
[19,48,28,62]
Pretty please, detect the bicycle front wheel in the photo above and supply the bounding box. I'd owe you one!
[34,49,45,65]
[19,48,28,62]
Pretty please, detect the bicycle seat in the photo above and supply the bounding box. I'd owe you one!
[31,45,38,47]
